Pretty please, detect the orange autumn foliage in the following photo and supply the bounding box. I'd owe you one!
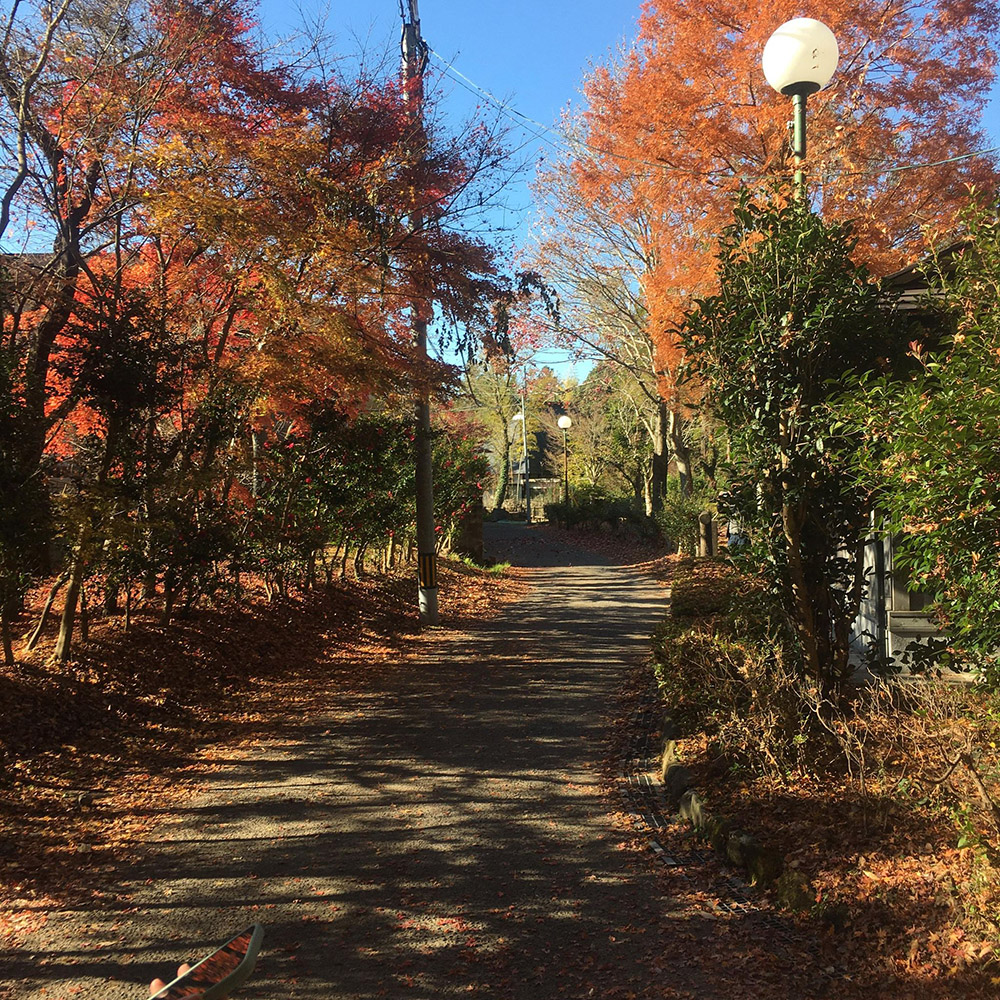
[577,0,1000,361]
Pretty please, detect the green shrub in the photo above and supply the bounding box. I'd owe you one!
[657,615,806,773]
[546,485,657,537]
[543,501,571,526]
[655,477,717,555]
[669,559,741,617]
[655,563,809,777]
[682,188,901,695]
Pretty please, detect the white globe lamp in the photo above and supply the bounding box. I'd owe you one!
[762,18,838,195]
[762,18,839,96]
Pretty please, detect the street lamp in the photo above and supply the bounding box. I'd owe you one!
[762,18,838,198]
[557,415,572,504]
[512,410,531,523]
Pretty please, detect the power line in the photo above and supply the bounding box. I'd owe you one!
[430,48,1000,182]
[848,144,1000,177]
[429,51,579,162]
[430,51,557,138]
[430,49,702,176]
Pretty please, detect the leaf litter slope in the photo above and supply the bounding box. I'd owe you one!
[0,558,515,979]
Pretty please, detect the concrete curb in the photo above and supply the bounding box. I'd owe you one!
[659,714,815,906]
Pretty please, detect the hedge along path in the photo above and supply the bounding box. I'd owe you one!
[2,522,797,1000]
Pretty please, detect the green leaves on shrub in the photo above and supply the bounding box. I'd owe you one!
[681,186,900,694]
[853,204,1000,685]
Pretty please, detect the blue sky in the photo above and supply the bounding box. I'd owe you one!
[256,1,1000,377]
[256,1,1000,231]
[257,1,644,378]
[260,2,639,147]
[259,0,642,237]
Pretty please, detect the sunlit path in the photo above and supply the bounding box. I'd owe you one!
[5,523,684,999]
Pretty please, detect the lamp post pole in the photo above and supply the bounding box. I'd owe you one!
[762,18,839,200]
[513,401,531,523]
[792,90,807,195]
[557,415,572,504]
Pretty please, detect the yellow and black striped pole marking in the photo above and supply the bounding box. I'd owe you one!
[418,551,438,590]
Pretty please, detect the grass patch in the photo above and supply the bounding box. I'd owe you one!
[456,554,511,575]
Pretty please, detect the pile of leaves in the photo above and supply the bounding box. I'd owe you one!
[653,558,1000,989]
[0,558,523,935]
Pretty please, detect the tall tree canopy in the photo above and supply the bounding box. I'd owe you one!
[0,0,519,662]
[585,0,998,293]
[534,0,999,500]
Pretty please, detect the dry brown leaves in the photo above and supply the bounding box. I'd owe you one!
[653,559,1000,998]
[677,731,1000,995]
[0,558,524,945]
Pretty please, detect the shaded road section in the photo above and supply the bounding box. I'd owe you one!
[6,522,698,1000]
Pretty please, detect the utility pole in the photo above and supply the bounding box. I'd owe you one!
[400,0,438,625]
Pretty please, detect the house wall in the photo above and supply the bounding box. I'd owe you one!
[849,531,941,669]
[884,536,940,664]
[850,536,888,666]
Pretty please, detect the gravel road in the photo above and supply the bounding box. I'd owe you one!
[4,522,689,1000]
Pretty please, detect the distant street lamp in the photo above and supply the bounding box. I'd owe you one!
[512,407,531,523]
[762,18,839,198]
[557,415,572,503]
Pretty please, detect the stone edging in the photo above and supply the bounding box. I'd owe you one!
[616,672,851,988]
[617,680,763,916]
[659,715,817,910]
[661,719,781,886]
[616,676,816,916]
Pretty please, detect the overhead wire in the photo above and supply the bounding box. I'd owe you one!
[429,48,1000,182]
[430,51,560,138]
[429,49,687,175]
[848,144,1000,177]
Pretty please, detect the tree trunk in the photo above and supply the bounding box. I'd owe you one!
[782,499,822,687]
[492,444,510,510]
[26,570,69,651]
[79,583,88,643]
[649,401,668,514]
[104,581,119,614]
[1,603,15,666]
[354,543,368,578]
[160,569,175,625]
[54,548,86,663]
[141,424,158,600]
[668,409,693,497]
[633,473,645,510]
[251,430,261,498]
